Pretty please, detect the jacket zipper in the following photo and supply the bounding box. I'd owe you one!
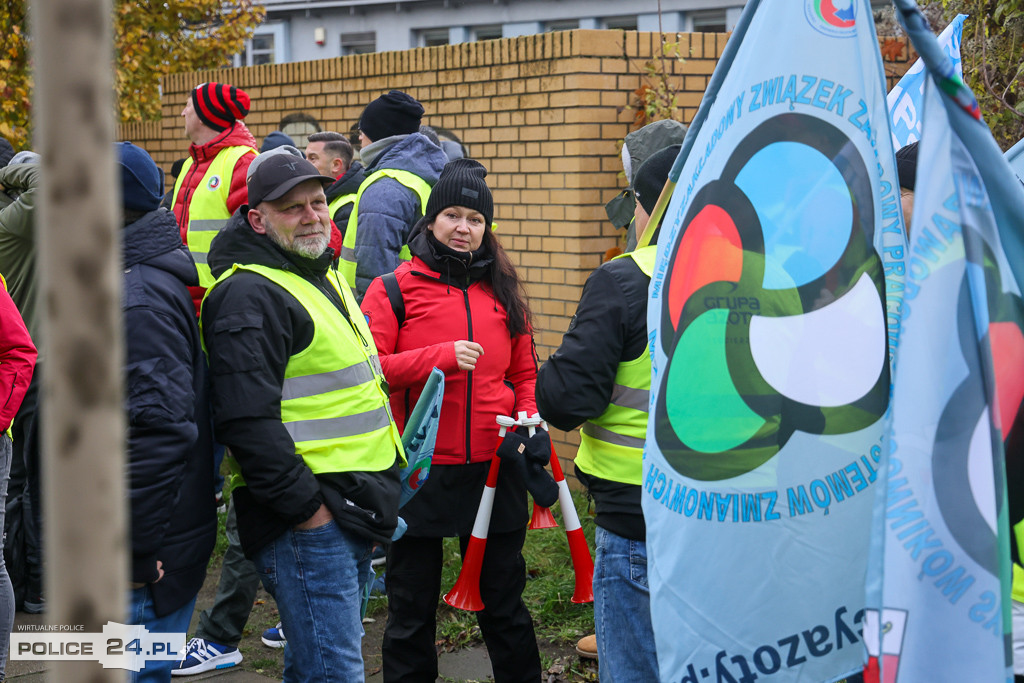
[463,287,473,464]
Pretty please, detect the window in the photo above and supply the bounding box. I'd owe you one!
[341,31,376,55]
[251,33,276,65]
[420,28,450,47]
[545,20,579,32]
[603,16,638,31]
[690,10,727,33]
[473,25,502,41]
[279,113,321,148]
[233,23,287,67]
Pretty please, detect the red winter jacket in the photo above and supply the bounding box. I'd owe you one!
[0,284,36,431]
[172,121,258,313]
[361,251,537,466]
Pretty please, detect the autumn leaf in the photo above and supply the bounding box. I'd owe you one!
[879,38,906,62]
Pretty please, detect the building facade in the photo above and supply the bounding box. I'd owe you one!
[235,0,745,66]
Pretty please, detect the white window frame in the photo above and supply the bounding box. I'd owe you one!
[233,22,287,67]
[419,28,450,47]
[688,10,728,33]
[472,24,503,41]
[341,30,377,55]
[602,16,638,31]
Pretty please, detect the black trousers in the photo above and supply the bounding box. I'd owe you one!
[10,369,41,601]
[381,527,541,683]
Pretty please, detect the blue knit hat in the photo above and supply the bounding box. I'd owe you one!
[261,130,297,154]
[116,142,163,212]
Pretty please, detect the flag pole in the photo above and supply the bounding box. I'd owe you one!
[634,0,762,250]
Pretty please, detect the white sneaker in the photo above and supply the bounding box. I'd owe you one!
[261,622,286,648]
[171,637,243,676]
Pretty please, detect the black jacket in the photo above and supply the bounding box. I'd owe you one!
[326,161,366,233]
[123,208,216,615]
[201,210,401,556]
[535,253,650,540]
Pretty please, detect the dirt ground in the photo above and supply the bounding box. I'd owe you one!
[192,556,598,682]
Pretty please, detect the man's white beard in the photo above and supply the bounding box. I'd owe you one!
[267,226,329,259]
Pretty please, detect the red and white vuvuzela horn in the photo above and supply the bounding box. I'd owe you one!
[444,414,517,611]
[541,418,594,603]
[522,413,558,530]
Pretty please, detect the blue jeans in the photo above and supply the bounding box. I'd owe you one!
[127,585,196,683]
[0,435,14,678]
[255,520,372,682]
[593,526,658,683]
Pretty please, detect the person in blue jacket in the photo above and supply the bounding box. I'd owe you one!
[118,141,217,683]
[344,90,447,299]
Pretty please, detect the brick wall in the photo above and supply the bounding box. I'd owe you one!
[120,29,913,470]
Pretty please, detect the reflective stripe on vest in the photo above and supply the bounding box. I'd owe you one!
[574,245,656,486]
[339,169,432,288]
[203,264,405,476]
[173,146,255,288]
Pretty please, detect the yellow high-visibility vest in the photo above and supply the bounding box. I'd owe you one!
[202,264,405,484]
[329,193,356,221]
[339,169,432,289]
[172,145,255,288]
[574,246,656,485]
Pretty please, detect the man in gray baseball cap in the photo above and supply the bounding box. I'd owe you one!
[197,138,404,681]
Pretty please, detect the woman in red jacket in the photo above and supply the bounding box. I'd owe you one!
[0,276,36,683]
[361,158,542,683]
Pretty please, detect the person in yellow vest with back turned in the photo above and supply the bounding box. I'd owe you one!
[172,82,258,315]
[199,153,404,682]
[343,90,447,299]
[536,145,681,683]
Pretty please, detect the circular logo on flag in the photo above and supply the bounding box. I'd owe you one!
[654,113,889,481]
[408,467,427,490]
[933,255,1024,578]
[208,175,222,191]
[804,0,857,37]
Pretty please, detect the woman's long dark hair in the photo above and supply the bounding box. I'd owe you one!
[482,229,532,337]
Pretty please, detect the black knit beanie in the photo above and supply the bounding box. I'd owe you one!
[896,141,918,191]
[633,144,681,215]
[424,159,494,227]
[358,90,424,143]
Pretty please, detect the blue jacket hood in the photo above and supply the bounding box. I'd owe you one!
[123,208,198,288]
[366,133,447,185]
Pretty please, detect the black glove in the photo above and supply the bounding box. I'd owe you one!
[525,430,552,466]
[496,430,530,464]
[496,430,559,508]
[524,431,558,508]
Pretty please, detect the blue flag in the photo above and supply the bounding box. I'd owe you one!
[887,14,966,149]
[398,367,444,508]
[1006,137,1024,181]
[643,0,902,680]
[869,3,1024,681]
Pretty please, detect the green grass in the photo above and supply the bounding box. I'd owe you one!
[435,490,597,650]
[207,471,598,680]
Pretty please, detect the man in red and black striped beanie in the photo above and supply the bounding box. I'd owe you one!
[189,82,251,133]
[172,81,258,316]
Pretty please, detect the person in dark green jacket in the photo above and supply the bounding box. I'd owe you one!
[0,157,44,614]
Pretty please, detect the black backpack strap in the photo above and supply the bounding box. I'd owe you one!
[381,271,405,328]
